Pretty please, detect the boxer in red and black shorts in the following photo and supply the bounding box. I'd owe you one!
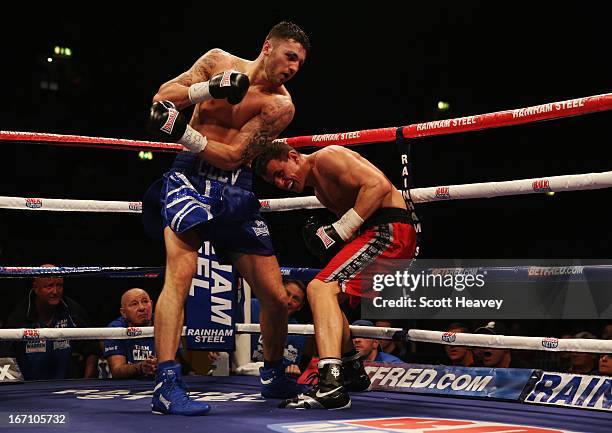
[317,208,416,304]
[256,142,417,410]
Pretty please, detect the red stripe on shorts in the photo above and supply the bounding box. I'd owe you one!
[315,222,417,300]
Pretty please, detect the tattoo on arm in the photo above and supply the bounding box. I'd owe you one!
[175,50,221,86]
[174,70,193,86]
[240,130,270,163]
[193,55,216,81]
[234,96,295,165]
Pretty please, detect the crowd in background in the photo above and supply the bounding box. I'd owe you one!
[0,270,610,381]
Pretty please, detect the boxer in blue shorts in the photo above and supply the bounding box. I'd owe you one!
[143,22,310,416]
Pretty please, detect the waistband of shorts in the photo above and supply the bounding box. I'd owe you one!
[171,152,253,190]
[361,207,413,231]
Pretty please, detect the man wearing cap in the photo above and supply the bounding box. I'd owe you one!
[473,321,529,369]
[567,331,598,375]
[374,319,409,362]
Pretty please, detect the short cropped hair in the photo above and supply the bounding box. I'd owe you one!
[253,140,295,178]
[266,21,311,54]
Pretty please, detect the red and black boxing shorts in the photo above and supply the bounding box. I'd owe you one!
[315,208,417,304]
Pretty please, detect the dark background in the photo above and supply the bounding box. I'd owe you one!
[0,3,610,336]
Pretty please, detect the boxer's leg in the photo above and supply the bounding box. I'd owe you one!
[152,227,212,416]
[233,253,309,399]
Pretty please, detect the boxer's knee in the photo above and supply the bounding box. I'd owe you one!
[169,263,196,292]
[163,253,198,299]
[258,286,289,315]
[307,279,340,302]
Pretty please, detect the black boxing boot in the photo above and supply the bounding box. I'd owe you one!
[342,349,371,392]
[279,358,351,410]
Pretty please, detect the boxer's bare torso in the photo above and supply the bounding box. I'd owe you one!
[193,55,285,137]
[308,146,407,217]
[156,42,306,165]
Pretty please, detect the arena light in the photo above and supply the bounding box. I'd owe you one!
[437,101,450,111]
[53,46,72,58]
[138,151,153,161]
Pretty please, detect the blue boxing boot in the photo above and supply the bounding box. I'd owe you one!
[151,361,211,416]
[260,360,311,399]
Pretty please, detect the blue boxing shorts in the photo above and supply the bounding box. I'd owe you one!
[142,152,274,263]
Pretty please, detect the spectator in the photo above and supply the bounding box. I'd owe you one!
[599,354,611,376]
[473,321,529,369]
[103,288,161,379]
[4,265,97,380]
[374,319,409,361]
[568,331,598,375]
[599,327,612,376]
[601,323,612,340]
[297,318,404,387]
[210,279,308,376]
[97,341,112,379]
[553,333,575,372]
[443,322,475,367]
[251,280,308,376]
[352,320,404,364]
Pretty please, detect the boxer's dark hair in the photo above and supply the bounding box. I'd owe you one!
[267,21,311,54]
[283,279,306,293]
[253,140,294,177]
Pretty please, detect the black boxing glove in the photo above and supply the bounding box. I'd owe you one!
[148,101,207,153]
[302,209,365,261]
[301,216,344,262]
[188,70,250,105]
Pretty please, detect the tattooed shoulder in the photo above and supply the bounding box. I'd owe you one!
[238,96,295,164]
[193,48,227,80]
[261,96,295,129]
[240,130,270,164]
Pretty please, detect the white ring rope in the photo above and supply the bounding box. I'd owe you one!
[1,170,611,213]
[2,324,611,354]
[1,96,609,366]
[0,197,143,213]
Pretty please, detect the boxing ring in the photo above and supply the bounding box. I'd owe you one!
[1,93,612,432]
[1,375,611,433]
